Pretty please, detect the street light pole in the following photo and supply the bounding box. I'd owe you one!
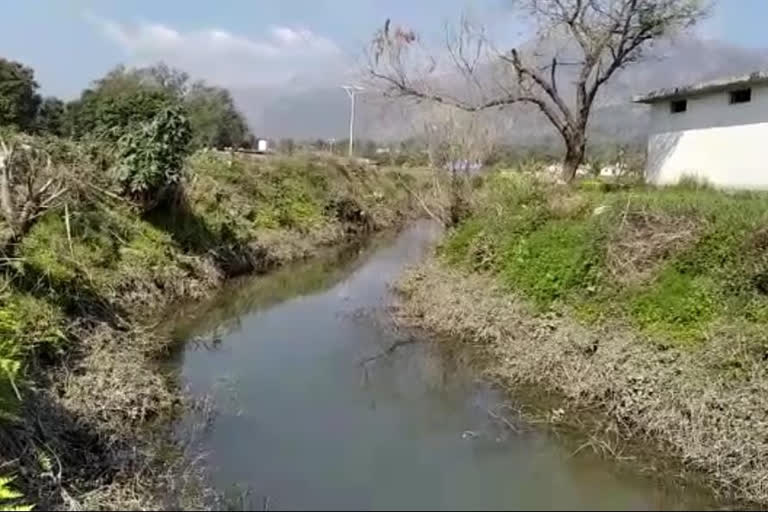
[342,85,364,158]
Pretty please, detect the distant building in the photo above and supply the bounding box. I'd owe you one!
[255,138,269,153]
[635,71,768,189]
[445,160,484,174]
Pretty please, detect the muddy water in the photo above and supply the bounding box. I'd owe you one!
[168,221,715,510]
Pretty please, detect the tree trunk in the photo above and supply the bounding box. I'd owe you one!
[562,137,586,183]
[449,167,461,226]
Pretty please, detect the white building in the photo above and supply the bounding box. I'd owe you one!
[635,71,768,189]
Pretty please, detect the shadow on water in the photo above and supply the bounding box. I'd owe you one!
[163,228,401,354]
[164,221,723,511]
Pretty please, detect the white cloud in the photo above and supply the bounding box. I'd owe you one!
[86,13,343,86]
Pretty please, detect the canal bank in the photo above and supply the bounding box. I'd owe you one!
[2,153,425,510]
[168,222,719,510]
[391,171,768,507]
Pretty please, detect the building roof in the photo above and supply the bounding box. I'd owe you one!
[633,70,768,104]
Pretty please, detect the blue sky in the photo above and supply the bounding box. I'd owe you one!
[2,0,766,98]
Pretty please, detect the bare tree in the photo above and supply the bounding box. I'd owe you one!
[0,138,68,256]
[368,0,709,183]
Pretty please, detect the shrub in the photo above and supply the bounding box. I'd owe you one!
[675,174,712,190]
[114,106,192,211]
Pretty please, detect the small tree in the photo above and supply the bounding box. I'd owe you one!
[185,82,250,150]
[419,105,499,225]
[279,138,296,155]
[114,106,191,211]
[367,1,708,182]
[70,84,175,141]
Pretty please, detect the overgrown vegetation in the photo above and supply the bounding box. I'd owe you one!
[0,133,424,508]
[395,167,768,503]
[0,48,435,510]
[441,171,768,345]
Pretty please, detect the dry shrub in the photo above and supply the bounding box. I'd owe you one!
[547,190,590,218]
[606,209,699,284]
[395,261,768,505]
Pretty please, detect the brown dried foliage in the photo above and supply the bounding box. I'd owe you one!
[606,209,699,284]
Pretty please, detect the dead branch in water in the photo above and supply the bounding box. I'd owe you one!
[486,406,521,434]
[359,336,422,386]
[359,336,421,367]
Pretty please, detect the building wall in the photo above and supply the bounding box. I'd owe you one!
[646,82,768,189]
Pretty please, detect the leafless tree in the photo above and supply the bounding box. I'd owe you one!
[367,0,709,183]
[0,137,68,257]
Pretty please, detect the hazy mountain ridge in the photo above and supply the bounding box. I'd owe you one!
[231,38,768,146]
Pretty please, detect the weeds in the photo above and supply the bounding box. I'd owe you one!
[0,476,31,511]
[439,172,768,345]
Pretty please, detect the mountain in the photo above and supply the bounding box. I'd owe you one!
[229,37,768,147]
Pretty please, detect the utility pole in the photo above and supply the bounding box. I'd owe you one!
[341,85,364,158]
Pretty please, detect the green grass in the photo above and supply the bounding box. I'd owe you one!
[440,171,768,346]
[499,219,603,308]
[628,268,717,341]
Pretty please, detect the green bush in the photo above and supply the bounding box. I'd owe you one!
[0,289,65,418]
[115,106,191,209]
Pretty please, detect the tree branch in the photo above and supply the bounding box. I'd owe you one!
[551,57,558,95]
[500,49,575,128]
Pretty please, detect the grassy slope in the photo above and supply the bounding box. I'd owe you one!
[397,171,768,503]
[442,173,768,346]
[0,150,423,509]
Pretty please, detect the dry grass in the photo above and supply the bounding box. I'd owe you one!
[605,208,700,284]
[0,321,214,511]
[395,261,768,505]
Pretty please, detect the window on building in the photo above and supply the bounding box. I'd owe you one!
[670,99,687,114]
[730,88,752,104]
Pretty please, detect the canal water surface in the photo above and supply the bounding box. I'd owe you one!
[168,221,714,510]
